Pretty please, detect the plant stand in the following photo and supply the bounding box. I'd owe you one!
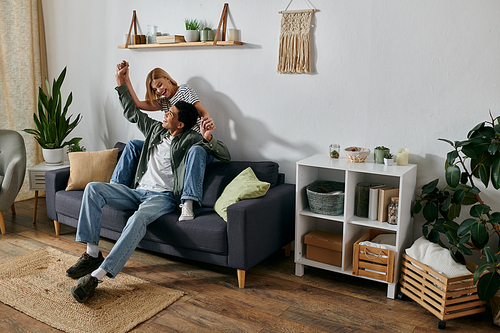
[399,253,485,330]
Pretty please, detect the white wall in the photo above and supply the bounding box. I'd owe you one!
[41,0,500,238]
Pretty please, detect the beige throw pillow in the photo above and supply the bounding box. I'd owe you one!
[66,148,119,191]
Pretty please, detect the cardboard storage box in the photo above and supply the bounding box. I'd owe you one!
[304,230,342,267]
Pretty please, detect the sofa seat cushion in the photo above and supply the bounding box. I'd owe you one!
[55,190,134,227]
[55,191,227,255]
[144,207,227,255]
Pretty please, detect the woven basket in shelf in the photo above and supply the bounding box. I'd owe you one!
[306,181,345,216]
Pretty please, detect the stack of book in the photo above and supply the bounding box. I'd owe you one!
[368,185,399,222]
[156,35,186,44]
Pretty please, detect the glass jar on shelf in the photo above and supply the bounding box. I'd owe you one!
[388,197,399,225]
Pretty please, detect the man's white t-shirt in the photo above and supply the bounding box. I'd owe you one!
[136,135,174,192]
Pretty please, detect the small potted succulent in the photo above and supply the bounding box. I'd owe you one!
[200,26,215,42]
[374,146,390,164]
[184,18,201,42]
[384,153,394,166]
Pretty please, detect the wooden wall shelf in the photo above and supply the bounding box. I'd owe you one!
[118,41,243,49]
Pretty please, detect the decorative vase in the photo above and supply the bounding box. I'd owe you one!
[374,149,389,164]
[42,148,63,165]
[184,30,199,42]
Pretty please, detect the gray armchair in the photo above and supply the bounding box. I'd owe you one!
[0,130,27,234]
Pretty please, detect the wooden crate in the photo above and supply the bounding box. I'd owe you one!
[400,253,485,322]
[352,230,395,283]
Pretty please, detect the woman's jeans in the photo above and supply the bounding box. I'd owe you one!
[111,140,213,205]
[76,183,177,277]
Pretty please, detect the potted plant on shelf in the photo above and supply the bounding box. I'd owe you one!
[200,26,215,42]
[384,153,394,166]
[412,112,500,312]
[23,67,82,165]
[184,18,201,42]
[374,146,390,164]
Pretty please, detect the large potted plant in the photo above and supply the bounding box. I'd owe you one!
[413,112,500,306]
[24,67,82,164]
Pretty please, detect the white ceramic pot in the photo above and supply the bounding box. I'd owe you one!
[42,148,63,165]
[184,30,199,42]
[384,158,394,166]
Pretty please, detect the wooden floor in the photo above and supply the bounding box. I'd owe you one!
[0,199,498,332]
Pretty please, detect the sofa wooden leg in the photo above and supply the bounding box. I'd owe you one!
[54,221,61,236]
[285,243,291,257]
[237,269,245,288]
[0,211,5,235]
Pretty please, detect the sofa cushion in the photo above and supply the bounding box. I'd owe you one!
[214,167,270,221]
[55,190,134,225]
[144,207,228,254]
[55,190,227,255]
[202,161,279,207]
[66,148,119,191]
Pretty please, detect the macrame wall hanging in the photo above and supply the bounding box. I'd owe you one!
[277,0,317,74]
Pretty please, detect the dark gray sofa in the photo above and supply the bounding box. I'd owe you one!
[45,143,295,287]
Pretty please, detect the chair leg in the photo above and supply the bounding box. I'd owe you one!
[0,211,5,235]
[285,243,291,257]
[10,203,16,214]
[54,220,61,236]
[237,269,245,288]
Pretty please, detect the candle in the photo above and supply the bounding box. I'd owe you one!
[227,29,240,42]
[396,148,409,166]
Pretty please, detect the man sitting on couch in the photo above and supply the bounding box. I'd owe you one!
[66,65,231,303]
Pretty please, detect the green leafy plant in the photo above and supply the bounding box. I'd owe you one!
[386,153,394,159]
[185,19,201,30]
[413,112,500,301]
[67,142,86,153]
[375,146,389,150]
[23,67,82,149]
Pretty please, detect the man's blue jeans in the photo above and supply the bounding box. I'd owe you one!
[76,183,177,277]
[110,140,213,205]
[77,142,214,277]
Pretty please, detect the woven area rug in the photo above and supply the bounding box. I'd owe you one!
[0,247,184,333]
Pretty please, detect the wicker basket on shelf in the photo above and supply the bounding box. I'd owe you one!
[306,180,345,216]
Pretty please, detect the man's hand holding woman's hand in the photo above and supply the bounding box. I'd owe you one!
[200,117,215,142]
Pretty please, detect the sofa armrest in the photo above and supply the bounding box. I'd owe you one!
[45,167,70,221]
[226,183,295,271]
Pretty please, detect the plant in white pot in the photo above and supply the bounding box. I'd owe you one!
[384,153,394,166]
[24,67,82,164]
[184,18,201,42]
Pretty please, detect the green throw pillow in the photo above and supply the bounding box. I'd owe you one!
[214,167,270,222]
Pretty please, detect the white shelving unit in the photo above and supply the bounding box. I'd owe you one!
[295,154,417,299]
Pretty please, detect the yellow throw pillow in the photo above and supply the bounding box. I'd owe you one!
[214,167,270,222]
[66,148,119,191]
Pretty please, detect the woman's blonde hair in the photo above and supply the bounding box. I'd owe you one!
[145,68,178,105]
